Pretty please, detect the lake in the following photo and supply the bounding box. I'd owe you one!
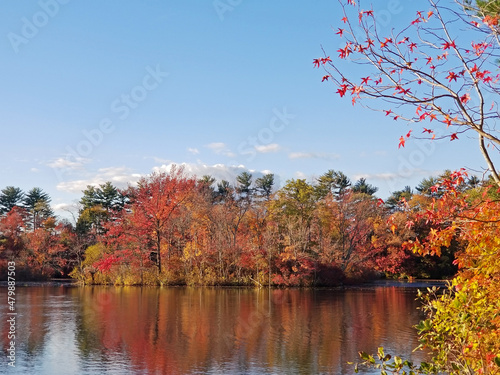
[0,281,439,374]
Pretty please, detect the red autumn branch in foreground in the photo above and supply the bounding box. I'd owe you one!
[314,0,500,186]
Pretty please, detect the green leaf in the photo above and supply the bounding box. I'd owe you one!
[495,355,500,368]
[359,351,370,361]
[378,347,385,360]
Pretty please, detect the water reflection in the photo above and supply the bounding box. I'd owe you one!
[0,285,429,374]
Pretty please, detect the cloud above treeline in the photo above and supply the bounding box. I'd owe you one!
[56,162,280,194]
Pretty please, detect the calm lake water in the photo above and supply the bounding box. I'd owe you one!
[0,281,440,375]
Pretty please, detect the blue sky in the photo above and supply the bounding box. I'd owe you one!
[0,0,489,220]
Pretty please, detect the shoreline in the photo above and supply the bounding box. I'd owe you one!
[0,278,448,289]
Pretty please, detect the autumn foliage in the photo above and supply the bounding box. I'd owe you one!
[315,0,500,186]
[317,0,500,373]
[59,166,467,287]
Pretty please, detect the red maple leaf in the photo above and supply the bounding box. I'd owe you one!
[320,56,331,64]
[398,136,406,148]
[450,133,459,141]
[446,71,458,82]
[380,38,393,48]
[442,40,456,50]
[337,84,348,97]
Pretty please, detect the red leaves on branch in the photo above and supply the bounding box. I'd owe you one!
[361,76,371,85]
[450,133,459,141]
[380,38,392,48]
[337,43,353,59]
[471,42,489,56]
[442,40,456,50]
[398,130,412,148]
[395,85,411,95]
[398,37,409,44]
[446,71,459,82]
[337,84,348,97]
[443,115,458,128]
[313,57,331,67]
[483,14,499,26]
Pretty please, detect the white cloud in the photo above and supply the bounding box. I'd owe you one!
[187,147,200,155]
[56,166,142,193]
[205,142,236,157]
[53,203,75,211]
[30,168,40,173]
[288,152,340,160]
[153,162,280,186]
[46,156,90,170]
[255,143,281,153]
[56,161,281,195]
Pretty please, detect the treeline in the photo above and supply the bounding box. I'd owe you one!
[0,166,485,285]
